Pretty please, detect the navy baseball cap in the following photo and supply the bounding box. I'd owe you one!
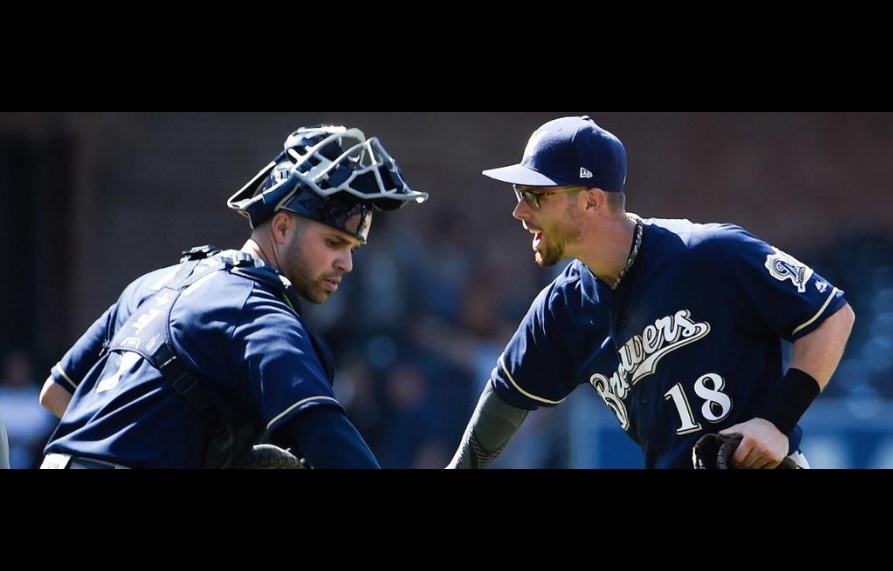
[482,115,627,192]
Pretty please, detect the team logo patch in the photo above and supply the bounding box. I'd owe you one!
[764,247,813,293]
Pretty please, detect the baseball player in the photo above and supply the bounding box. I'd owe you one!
[447,115,855,469]
[38,124,428,469]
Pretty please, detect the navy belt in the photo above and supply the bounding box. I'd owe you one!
[41,453,131,470]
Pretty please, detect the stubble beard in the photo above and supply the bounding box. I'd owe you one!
[536,243,563,268]
[536,222,580,268]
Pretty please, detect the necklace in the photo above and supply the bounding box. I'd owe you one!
[612,214,643,290]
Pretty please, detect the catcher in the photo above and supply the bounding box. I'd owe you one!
[38,124,428,469]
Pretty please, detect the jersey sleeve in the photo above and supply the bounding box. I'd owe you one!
[171,275,345,438]
[491,261,613,410]
[707,225,847,341]
[50,304,116,393]
[50,267,179,394]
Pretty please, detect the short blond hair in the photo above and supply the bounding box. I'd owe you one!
[604,191,626,213]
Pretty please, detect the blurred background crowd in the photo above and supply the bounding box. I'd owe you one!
[1,112,891,469]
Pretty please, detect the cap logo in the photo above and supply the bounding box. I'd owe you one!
[580,167,593,179]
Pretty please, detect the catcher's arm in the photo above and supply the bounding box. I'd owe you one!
[39,377,73,419]
[275,406,381,469]
[446,382,529,469]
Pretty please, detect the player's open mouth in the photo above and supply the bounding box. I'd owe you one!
[532,231,544,250]
[323,279,340,293]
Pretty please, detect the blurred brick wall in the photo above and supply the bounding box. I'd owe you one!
[2,112,891,360]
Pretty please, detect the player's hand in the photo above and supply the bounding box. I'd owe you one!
[719,418,789,469]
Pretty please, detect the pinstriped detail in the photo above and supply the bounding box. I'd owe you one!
[267,395,341,431]
[498,354,565,406]
[792,287,840,337]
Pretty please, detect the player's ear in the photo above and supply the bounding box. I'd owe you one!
[270,211,294,243]
[584,187,605,210]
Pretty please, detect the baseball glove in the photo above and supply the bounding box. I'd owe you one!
[692,433,799,469]
[237,444,308,469]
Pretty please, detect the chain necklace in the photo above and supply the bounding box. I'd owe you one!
[612,214,643,290]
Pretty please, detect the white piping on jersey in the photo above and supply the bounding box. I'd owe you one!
[267,395,342,431]
[792,287,841,337]
[498,354,565,406]
[53,363,78,392]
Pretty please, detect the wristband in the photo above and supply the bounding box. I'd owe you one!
[760,368,821,436]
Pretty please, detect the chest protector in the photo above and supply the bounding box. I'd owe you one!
[105,245,334,469]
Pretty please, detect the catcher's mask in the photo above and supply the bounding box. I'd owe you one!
[227,125,429,242]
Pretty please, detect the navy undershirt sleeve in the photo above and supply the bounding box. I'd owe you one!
[281,406,381,469]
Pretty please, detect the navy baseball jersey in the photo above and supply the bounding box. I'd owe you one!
[44,249,342,468]
[490,217,847,468]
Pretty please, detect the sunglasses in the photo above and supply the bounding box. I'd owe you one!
[512,185,588,211]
